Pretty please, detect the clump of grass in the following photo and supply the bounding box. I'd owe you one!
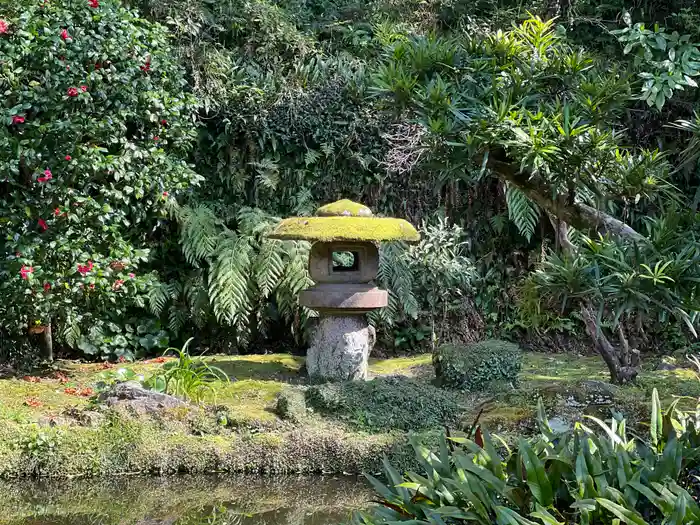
[145,339,229,403]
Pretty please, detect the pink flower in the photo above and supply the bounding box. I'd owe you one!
[12,115,25,124]
[20,266,33,280]
[54,208,61,216]
[80,85,87,92]
[77,260,93,275]
[0,20,8,34]
[67,87,79,97]
[162,191,169,197]
[89,283,95,290]
[37,169,52,183]
[112,279,124,290]
[60,29,69,40]
[65,155,71,161]
[38,219,48,231]
[88,0,99,7]
[128,273,135,279]
[153,136,159,141]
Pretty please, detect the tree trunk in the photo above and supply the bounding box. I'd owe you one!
[580,304,638,384]
[42,323,53,362]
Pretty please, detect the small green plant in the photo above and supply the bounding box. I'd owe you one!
[145,338,229,403]
[433,339,521,391]
[354,390,700,524]
[94,367,145,393]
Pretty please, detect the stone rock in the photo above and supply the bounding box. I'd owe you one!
[306,315,375,381]
[38,416,72,427]
[0,364,15,379]
[547,416,572,434]
[99,381,188,415]
[656,356,679,371]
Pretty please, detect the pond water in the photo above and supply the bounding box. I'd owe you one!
[0,475,372,525]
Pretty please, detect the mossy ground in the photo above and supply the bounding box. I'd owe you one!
[0,351,697,479]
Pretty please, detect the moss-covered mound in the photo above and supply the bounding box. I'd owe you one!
[306,376,462,432]
[433,339,522,391]
[316,199,374,217]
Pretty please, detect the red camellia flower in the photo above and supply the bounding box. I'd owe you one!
[80,85,87,92]
[140,60,151,73]
[20,265,33,280]
[38,218,48,231]
[43,283,51,292]
[60,28,69,40]
[88,0,99,7]
[65,155,71,161]
[54,207,61,216]
[89,283,95,290]
[153,136,159,141]
[162,191,169,197]
[37,168,53,183]
[95,62,102,69]
[161,119,167,125]
[67,87,79,97]
[12,115,25,124]
[0,20,8,34]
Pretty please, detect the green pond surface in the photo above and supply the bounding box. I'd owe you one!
[0,475,371,525]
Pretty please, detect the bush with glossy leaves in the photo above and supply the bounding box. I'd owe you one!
[0,0,200,359]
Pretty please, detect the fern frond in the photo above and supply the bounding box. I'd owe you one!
[62,316,81,348]
[179,204,220,265]
[377,242,419,322]
[255,239,285,299]
[168,306,188,335]
[149,283,170,316]
[208,234,253,325]
[304,149,321,166]
[505,184,540,241]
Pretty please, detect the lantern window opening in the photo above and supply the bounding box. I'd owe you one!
[331,251,360,273]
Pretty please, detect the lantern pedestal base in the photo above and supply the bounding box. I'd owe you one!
[306,315,375,381]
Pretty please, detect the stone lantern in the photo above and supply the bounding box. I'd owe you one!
[269,199,420,381]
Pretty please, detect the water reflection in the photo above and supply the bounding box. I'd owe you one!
[0,475,370,525]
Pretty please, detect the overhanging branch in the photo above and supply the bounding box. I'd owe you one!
[486,153,644,242]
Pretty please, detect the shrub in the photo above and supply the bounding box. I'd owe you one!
[274,388,307,423]
[0,0,200,359]
[433,339,521,391]
[305,377,461,432]
[354,391,700,525]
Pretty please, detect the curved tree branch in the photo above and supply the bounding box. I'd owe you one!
[486,152,644,242]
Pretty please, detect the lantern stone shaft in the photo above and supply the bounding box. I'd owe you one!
[269,200,419,381]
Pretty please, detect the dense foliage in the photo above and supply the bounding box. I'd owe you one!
[434,340,522,392]
[354,392,700,524]
[3,0,700,378]
[0,0,199,360]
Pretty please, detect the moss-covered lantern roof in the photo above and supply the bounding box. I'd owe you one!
[268,199,420,243]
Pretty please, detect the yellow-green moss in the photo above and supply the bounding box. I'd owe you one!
[269,216,420,242]
[316,199,373,217]
[369,354,432,376]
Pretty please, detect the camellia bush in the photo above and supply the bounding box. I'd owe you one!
[0,0,200,360]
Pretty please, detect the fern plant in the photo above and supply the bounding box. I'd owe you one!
[152,204,312,350]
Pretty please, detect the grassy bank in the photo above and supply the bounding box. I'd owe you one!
[0,351,697,479]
